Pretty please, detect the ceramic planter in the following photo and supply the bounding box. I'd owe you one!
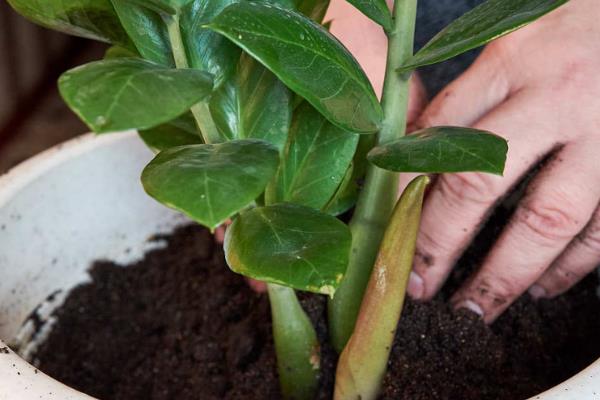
[0,132,598,399]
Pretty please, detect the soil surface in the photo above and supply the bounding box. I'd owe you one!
[31,223,600,400]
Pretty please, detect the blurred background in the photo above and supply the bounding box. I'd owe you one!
[0,2,106,173]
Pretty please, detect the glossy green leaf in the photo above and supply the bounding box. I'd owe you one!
[267,103,358,209]
[399,0,568,71]
[180,0,242,86]
[111,1,174,66]
[59,58,213,133]
[346,0,392,31]
[323,133,372,215]
[368,126,508,175]
[224,203,352,295]
[260,0,297,11]
[208,2,383,133]
[210,54,292,151]
[6,0,131,45]
[139,113,202,153]
[323,163,358,216]
[142,140,279,229]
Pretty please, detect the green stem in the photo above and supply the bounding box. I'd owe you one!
[164,13,222,144]
[267,284,320,400]
[334,176,429,400]
[328,0,419,352]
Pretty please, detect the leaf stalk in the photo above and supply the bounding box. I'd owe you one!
[328,0,419,352]
[267,284,320,400]
[164,13,222,144]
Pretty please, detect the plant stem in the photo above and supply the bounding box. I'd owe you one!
[328,0,419,352]
[334,176,429,400]
[164,13,222,144]
[267,284,320,400]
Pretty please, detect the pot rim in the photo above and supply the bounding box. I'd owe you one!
[0,131,134,209]
[0,132,136,400]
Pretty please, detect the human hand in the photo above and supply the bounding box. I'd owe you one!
[406,0,600,322]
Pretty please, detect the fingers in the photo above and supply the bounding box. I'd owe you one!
[246,278,268,293]
[406,74,427,129]
[408,93,558,300]
[452,142,600,322]
[415,45,510,129]
[326,0,388,96]
[533,202,600,297]
[215,226,226,243]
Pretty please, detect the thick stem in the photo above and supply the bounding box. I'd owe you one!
[334,176,429,400]
[164,13,222,144]
[267,284,320,400]
[328,0,419,352]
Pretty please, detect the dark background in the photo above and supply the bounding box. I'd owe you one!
[0,2,106,173]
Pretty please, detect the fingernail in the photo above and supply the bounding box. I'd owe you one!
[528,284,547,299]
[455,299,484,317]
[407,271,424,300]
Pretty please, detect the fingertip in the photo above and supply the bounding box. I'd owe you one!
[528,284,548,300]
[454,299,484,318]
[214,227,225,244]
[407,271,424,300]
[247,278,267,293]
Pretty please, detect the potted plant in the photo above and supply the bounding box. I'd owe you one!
[3,0,598,399]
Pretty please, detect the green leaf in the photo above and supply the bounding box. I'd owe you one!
[210,54,292,151]
[124,0,194,14]
[367,126,508,175]
[180,0,242,87]
[323,163,358,216]
[267,103,358,209]
[6,0,131,45]
[224,203,352,295]
[142,139,280,229]
[105,45,139,59]
[399,0,568,71]
[208,2,383,133]
[111,1,175,66]
[139,113,202,153]
[345,0,392,31]
[59,58,213,133]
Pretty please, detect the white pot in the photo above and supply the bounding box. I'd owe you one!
[0,132,598,400]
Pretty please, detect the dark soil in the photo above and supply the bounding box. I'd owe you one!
[31,222,600,400]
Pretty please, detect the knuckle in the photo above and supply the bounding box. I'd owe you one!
[554,57,593,92]
[417,229,453,259]
[437,173,499,206]
[577,229,600,254]
[576,216,600,254]
[516,199,584,243]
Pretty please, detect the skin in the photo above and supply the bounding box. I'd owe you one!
[330,0,600,323]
